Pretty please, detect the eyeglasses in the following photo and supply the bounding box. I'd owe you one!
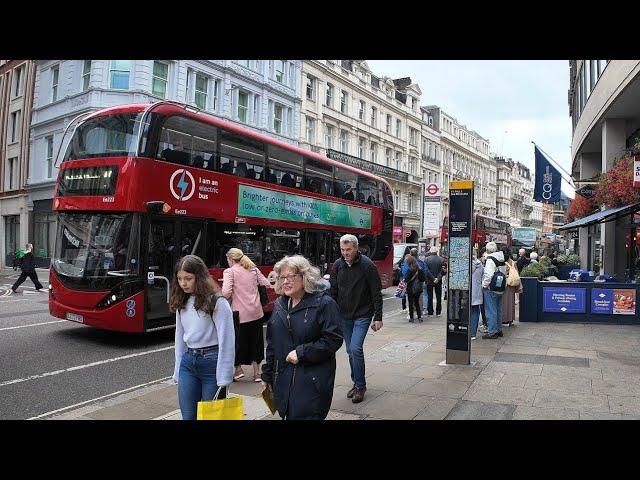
[278,273,300,283]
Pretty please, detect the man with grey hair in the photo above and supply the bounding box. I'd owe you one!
[330,234,383,403]
[481,241,507,339]
[516,248,530,273]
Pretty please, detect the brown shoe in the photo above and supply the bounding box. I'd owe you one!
[352,386,366,403]
[347,385,356,399]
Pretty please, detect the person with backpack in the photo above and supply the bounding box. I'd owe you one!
[401,255,425,323]
[481,241,508,339]
[9,243,44,295]
[170,255,235,420]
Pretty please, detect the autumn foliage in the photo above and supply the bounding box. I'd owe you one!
[594,155,640,209]
[566,194,598,223]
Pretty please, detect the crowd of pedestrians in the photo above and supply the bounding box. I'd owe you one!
[170,236,529,420]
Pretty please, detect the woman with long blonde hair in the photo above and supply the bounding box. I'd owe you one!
[222,248,272,382]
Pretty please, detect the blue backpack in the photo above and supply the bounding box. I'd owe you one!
[487,257,506,292]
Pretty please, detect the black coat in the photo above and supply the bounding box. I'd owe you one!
[19,252,36,272]
[261,291,343,420]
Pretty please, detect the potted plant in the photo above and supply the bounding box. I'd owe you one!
[556,253,580,280]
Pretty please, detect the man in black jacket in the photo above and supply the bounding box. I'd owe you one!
[424,246,443,316]
[515,248,530,273]
[9,243,44,295]
[330,234,382,404]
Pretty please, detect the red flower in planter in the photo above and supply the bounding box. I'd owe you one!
[566,195,598,223]
[595,156,640,208]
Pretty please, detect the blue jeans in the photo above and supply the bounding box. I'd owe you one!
[341,317,371,389]
[178,348,224,421]
[483,289,503,335]
[470,305,481,337]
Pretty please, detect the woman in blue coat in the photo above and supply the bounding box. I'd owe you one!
[261,255,343,420]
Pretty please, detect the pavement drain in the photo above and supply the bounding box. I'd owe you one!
[366,341,431,364]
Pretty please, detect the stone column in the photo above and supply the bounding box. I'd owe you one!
[600,119,626,275]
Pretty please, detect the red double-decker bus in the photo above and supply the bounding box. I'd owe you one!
[49,102,394,333]
[440,213,512,258]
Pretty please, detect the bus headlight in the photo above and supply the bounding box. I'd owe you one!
[97,285,126,309]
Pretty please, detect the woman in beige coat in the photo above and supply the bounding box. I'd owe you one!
[501,247,521,326]
[222,248,272,382]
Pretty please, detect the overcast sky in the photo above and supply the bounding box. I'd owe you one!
[367,60,574,197]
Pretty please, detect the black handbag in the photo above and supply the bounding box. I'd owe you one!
[255,268,269,307]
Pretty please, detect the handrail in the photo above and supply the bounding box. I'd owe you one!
[154,275,171,303]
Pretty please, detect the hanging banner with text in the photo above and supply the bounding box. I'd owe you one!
[634,156,640,188]
[446,180,474,365]
[422,183,441,238]
[237,184,371,229]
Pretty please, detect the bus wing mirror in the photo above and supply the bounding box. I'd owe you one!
[146,201,168,214]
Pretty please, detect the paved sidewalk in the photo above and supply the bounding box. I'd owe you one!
[43,301,640,420]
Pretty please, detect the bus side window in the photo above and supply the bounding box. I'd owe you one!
[304,158,333,196]
[219,129,265,180]
[268,145,303,189]
[334,167,358,202]
[157,115,217,168]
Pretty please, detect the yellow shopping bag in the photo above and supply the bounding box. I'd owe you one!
[197,387,243,420]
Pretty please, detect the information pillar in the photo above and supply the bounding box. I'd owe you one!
[445,180,474,365]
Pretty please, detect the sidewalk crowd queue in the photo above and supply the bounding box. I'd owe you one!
[171,236,529,419]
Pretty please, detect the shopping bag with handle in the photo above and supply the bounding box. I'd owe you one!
[197,386,243,420]
[395,279,406,298]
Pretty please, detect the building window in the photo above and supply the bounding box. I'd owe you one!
[340,130,348,153]
[325,125,335,149]
[306,117,315,144]
[386,114,392,134]
[340,90,348,114]
[82,60,91,91]
[370,142,377,164]
[411,97,417,110]
[212,78,220,112]
[306,74,316,101]
[152,61,169,98]
[409,128,417,146]
[385,148,392,167]
[109,60,130,89]
[9,110,21,143]
[396,119,401,138]
[195,73,208,109]
[272,103,284,134]
[370,106,377,127]
[252,95,260,125]
[326,83,334,107]
[409,156,417,175]
[7,157,18,190]
[46,136,54,178]
[358,137,366,159]
[239,60,258,71]
[395,151,401,170]
[358,100,365,121]
[238,90,249,123]
[409,192,415,213]
[275,60,286,83]
[12,66,23,97]
[51,65,59,102]
[394,190,399,210]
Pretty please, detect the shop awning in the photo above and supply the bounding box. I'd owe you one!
[558,202,640,231]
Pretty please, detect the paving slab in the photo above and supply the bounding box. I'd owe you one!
[366,340,431,363]
[406,364,448,379]
[413,397,458,420]
[493,352,589,368]
[540,364,602,380]
[359,392,431,420]
[365,372,422,393]
[438,367,483,383]
[524,375,592,394]
[579,410,640,420]
[592,378,640,397]
[463,384,537,406]
[546,347,598,359]
[498,373,529,388]
[474,371,505,386]
[445,400,516,420]
[512,406,580,420]
[410,350,447,365]
[608,395,640,416]
[483,361,543,376]
[498,345,549,355]
[330,386,385,414]
[533,389,609,412]
[406,378,472,399]
[87,398,168,420]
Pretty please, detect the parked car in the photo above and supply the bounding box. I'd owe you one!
[392,243,418,285]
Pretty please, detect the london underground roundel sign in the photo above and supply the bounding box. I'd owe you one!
[426,183,440,196]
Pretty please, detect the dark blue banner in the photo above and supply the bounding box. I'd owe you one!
[533,145,562,203]
[542,287,586,313]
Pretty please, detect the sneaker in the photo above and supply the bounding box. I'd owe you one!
[478,325,488,333]
[497,330,504,337]
[482,332,500,339]
[409,318,414,323]
[418,317,423,323]
[352,386,366,403]
[436,312,442,317]
[471,336,477,340]
[347,385,357,399]
[406,314,411,320]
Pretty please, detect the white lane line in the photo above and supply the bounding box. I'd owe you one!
[0,320,66,332]
[29,376,173,420]
[0,298,45,302]
[0,346,174,388]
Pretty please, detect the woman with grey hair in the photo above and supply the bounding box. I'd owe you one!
[260,255,343,419]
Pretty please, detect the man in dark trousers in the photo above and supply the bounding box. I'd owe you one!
[424,246,444,316]
[9,243,44,295]
[330,234,383,404]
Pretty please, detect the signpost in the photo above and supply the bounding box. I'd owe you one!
[445,180,474,365]
[422,183,441,238]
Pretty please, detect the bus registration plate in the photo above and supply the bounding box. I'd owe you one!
[66,312,84,323]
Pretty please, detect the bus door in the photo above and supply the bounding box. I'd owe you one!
[304,230,330,275]
[145,217,177,327]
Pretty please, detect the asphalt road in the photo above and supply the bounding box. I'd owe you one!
[0,269,404,419]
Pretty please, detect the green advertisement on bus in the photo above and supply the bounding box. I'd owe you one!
[237,184,371,229]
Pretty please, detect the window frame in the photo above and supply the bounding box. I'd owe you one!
[109,60,131,90]
[51,65,60,102]
[152,60,169,99]
[82,60,92,92]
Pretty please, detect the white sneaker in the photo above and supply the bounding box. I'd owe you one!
[471,336,476,340]
[479,325,488,333]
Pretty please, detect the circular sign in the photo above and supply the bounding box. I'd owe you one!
[426,183,439,196]
[126,299,136,309]
[126,308,136,317]
[169,169,196,201]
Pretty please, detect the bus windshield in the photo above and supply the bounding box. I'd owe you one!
[53,212,140,290]
[63,113,143,161]
[512,227,537,247]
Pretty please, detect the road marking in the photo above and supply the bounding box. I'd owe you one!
[0,346,174,388]
[28,376,173,420]
[0,320,66,332]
